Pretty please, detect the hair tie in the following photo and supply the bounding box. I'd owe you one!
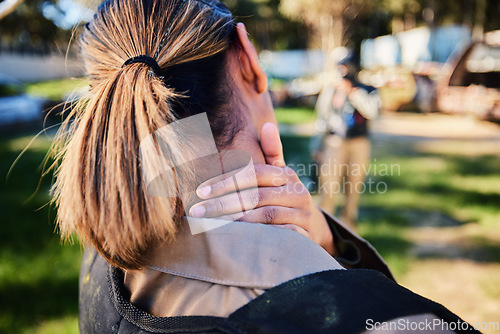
[122,55,163,77]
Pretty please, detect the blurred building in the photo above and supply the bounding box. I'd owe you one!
[0,52,84,82]
[359,25,469,114]
[360,25,471,70]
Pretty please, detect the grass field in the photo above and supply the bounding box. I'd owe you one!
[274,107,316,125]
[0,134,81,333]
[366,134,500,331]
[26,78,89,102]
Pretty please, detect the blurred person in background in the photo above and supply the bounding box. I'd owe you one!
[315,59,381,231]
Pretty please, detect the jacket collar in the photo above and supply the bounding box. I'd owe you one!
[147,218,344,289]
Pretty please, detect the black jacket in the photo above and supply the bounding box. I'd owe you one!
[79,213,479,334]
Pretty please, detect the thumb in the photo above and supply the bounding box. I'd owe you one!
[260,122,285,167]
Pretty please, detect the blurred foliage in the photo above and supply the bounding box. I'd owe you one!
[280,0,499,51]
[0,81,24,97]
[1,0,498,54]
[225,0,309,50]
[380,0,499,31]
[73,0,311,50]
[280,0,376,50]
[0,0,73,52]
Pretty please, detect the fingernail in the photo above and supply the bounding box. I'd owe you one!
[190,205,206,218]
[197,185,211,198]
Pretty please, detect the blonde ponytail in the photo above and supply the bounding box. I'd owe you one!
[51,0,237,269]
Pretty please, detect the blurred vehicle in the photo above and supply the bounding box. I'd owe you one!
[0,74,43,127]
[437,42,500,121]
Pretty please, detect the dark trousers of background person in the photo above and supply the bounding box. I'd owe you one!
[319,134,370,231]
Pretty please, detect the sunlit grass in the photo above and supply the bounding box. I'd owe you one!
[25,78,89,101]
[357,218,412,276]
[364,153,500,226]
[280,134,500,280]
[274,107,316,125]
[29,316,78,334]
[0,134,81,334]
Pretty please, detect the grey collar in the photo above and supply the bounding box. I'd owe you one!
[147,218,344,289]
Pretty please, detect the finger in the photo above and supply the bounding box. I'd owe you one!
[234,206,309,228]
[260,122,285,167]
[190,187,259,219]
[196,164,295,199]
[191,185,305,219]
[196,163,256,200]
[217,212,311,239]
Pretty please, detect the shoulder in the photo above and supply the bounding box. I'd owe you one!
[80,250,477,334]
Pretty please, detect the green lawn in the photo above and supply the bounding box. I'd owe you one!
[279,134,500,279]
[0,134,81,334]
[274,107,316,125]
[360,144,500,276]
[26,78,89,101]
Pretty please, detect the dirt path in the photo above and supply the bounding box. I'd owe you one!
[372,112,500,141]
[372,113,500,333]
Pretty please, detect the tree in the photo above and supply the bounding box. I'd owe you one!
[226,0,307,50]
[0,0,72,53]
[380,0,498,36]
[280,0,346,52]
[379,0,425,32]
[279,0,375,53]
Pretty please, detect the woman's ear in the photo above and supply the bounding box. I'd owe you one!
[235,22,268,94]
